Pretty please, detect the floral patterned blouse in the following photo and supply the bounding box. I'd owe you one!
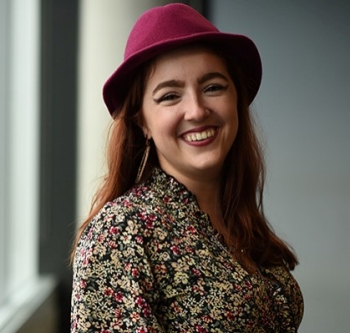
[71,168,303,332]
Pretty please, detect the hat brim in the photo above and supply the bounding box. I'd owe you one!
[103,32,262,116]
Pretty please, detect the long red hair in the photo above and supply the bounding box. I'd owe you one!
[71,45,298,271]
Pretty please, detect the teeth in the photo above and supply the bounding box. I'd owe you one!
[184,129,215,142]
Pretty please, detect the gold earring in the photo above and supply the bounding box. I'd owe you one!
[136,137,150,183]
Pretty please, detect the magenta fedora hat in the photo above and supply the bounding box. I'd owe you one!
[103,3,262,116]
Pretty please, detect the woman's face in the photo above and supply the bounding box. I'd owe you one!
[141,46,239,184]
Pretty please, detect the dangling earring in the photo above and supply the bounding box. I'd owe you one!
[136,137,150,183]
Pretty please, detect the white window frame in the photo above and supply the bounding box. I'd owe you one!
[0,0,41,329]
[0,0,10,307]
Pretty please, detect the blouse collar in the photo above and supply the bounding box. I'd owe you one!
[146,167,200,210]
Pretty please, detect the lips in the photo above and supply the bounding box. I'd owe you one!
[182,128,216,142]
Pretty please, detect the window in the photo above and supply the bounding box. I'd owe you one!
[1,0,78,330]
[0,0,8,308]
[0,0,41,327]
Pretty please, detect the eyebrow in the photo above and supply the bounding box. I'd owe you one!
[152,72,229,96]
[152,80,184,96]
[198,72,229,85]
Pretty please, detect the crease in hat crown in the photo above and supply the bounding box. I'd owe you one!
[103,3,262,117]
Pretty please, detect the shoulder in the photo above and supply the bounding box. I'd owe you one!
[73,193,158,275]
[84,202,152,242]
[76,184,170,255]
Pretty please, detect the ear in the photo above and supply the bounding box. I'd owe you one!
[136,110,151,138]
[142,127,151,139]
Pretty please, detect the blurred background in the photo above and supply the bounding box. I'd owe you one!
[0,0,349,332]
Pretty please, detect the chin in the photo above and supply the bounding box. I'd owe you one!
[190,162,223,176]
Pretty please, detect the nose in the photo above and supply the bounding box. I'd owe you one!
[183,93,210,121]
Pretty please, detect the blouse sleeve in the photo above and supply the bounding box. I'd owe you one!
[71,205,165,333]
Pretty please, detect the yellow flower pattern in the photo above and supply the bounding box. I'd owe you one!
[71,168,303,332]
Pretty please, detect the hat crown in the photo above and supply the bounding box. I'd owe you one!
[125,4,218,60]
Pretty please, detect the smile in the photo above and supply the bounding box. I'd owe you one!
[183,128,216,142]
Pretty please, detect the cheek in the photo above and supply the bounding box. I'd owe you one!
[223,104,238,128]
[147,112,181,139]
[225,107,239,144]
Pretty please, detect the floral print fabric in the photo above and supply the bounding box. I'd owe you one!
[71,168,303,332]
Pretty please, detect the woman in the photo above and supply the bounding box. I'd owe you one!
[71,3,303,332]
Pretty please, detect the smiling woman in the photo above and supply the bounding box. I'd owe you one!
[71,3,304,332]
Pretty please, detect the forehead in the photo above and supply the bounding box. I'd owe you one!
[148,45,228,79]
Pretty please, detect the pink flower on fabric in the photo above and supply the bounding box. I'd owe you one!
[171,245,180,255]
[195,325,208,333]
[114,291,123,302]
[132,268,140,277]
[109,226,120,234]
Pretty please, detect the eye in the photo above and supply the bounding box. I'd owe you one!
[155,93,179,103]
[203,84,227,93]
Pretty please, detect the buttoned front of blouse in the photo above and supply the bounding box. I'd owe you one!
[71,168,303,333]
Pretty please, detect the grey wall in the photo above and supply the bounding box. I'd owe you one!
[209,1,350,332]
